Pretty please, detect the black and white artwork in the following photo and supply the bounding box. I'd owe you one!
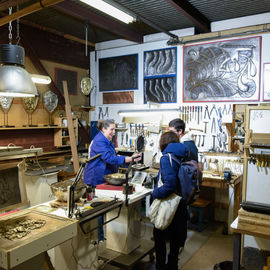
[183,36,261,102]
[99,54,138,91]
[144,77,176,103]
[144,48,177,103]
[144,48,176,76]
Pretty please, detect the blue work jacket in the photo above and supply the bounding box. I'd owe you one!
[152,143,188,200]
[83,132,125,186]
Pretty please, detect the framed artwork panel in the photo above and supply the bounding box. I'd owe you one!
[183,36,261,102]
[55,68,78,95]
[144,47,177,103]
[99,54,138,91]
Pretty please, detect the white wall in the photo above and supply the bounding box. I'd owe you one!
[90,21,270,124]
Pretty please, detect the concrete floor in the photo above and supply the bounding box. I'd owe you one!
[131,222,234,270]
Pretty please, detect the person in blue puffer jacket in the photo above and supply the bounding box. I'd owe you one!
[153,131,189,270]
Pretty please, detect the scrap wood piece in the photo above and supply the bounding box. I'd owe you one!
[62,80,79,173]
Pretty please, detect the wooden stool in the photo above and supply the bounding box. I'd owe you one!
[188,197,212,232]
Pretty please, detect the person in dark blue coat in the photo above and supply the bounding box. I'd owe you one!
[83,119,141,186]
[168,118,198,162]
[153,131,189,270]
[83,119,141,241]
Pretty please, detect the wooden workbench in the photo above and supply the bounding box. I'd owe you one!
[202,173,243,232]
[231,212,270,270]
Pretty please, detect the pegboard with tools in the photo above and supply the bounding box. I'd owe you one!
[180,104,233,153]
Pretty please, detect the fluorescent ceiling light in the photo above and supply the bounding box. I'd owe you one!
[118,108,179,117]
[79,0,135,24]
[31,74,52,84]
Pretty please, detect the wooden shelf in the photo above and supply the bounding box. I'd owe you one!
[0,126,61,130]
[54,117,78,148]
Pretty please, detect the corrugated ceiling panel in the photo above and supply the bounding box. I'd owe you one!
[116,0,195,31]
[189,0,270,21]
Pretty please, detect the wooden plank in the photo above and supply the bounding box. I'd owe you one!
[0,0,64,27]
[62,81,79,173]
[103,91,134,104]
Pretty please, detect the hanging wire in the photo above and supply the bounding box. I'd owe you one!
[85,22,88,57]
[16,5,20,45]
[8,7,12,44]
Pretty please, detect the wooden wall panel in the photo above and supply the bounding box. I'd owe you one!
[0,129,55,152]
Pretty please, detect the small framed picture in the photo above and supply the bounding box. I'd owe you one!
[55,68,78,95]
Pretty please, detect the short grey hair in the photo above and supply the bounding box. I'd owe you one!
[97,119,115,131]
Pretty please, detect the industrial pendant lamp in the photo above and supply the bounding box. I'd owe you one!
[0,44,38,97]
[0,7,38,97]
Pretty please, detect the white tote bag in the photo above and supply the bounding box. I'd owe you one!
[148,161,181,230]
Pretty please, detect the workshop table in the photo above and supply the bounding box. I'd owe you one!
[202,173,242,232]
[231,217,270,270]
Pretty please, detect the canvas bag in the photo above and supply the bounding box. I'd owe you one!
[148,154,181,230]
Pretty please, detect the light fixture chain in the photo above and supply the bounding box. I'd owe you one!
[16,5,20,45]
[8,7,12,44]
[85,22,88,57]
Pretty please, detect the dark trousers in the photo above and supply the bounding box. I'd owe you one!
[153,200,188,270]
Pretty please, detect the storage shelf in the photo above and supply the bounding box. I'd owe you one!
[0,126,61,130]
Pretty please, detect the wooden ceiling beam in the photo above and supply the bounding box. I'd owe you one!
[165,0,210,33]
[0,10,95,47]
[54,1,143,43]
[0,0,30,12]
[0,0,64,27]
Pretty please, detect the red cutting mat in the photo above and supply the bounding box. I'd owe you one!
[96,183,123,190]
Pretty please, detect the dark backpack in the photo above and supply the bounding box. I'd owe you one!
[167,153,202,205]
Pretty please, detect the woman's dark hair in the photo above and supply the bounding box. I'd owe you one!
[159,131,179,152]
[169,118,185,133]
[97,119,115,131]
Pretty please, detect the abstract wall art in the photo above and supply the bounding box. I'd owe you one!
[183,36,261,102]
[144,47,177,103]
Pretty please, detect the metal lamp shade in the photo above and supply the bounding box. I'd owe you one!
[0,44,38,97]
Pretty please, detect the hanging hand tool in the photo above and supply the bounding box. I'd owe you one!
[203,121,208,133]
[197,106,200,125]
[210,104,218,117]
[211,135,216,151]
[103,107,109,118]
[194,134,197,146]
[187,106,189,123]
[211,117,216,133]
[197,135,201,147]
[222,104,227,115]
[201,135,206,147]
[195,106,197,123]
[200,106,203,121]
[98,107,103,119]
[192,106,195,120]
[126,133,128,145]
[204,105,211,120]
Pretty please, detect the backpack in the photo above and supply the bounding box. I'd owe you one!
[167,153,202,205]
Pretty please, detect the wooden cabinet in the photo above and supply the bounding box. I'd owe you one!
[54,117,78,147]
